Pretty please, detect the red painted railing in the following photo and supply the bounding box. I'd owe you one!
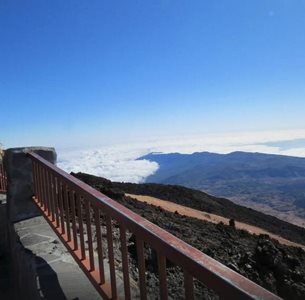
[0,161,7,194]
[29,152,281,300]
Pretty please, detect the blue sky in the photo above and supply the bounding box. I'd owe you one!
[1,0,305,148]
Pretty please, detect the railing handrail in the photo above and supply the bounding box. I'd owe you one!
[28,152,281,300]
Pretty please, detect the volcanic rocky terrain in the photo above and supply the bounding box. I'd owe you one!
[73,172,305,300]
[140,151,305,226]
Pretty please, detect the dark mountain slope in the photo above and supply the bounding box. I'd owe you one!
[72,172,305,246]
[142,151,305,182]
[140,151,305,223]
[72,172,305,299]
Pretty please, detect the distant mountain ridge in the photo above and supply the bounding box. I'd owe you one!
[140,151,305,225]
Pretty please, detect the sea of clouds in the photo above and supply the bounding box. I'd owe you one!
[57,129,305,183]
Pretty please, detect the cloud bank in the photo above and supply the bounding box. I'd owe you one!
[57,129,305,183]
[58,147,159,183]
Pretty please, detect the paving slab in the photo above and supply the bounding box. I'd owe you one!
[2,194,141,299]
[14,216,119,300]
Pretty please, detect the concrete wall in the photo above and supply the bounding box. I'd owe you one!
[4,147,56,223]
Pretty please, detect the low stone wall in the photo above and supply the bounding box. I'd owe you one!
[4,147,56,223]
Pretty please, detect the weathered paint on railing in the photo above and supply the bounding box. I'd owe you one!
[28,152,281,300]
[0,161,7,194]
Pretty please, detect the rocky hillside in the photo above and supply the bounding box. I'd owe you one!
[73,172,305,299]
[73,172,305,246]
[140,151,305,225]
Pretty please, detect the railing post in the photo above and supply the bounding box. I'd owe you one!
[4,147,56,222]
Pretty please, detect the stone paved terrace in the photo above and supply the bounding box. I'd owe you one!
[15,215,103,300]
[0,193,131,300]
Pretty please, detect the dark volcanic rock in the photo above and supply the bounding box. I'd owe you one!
[71,172,305,246]
[72,172,305,299]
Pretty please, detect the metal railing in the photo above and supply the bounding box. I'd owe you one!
[29,152,281,300]
[0,161,7,194]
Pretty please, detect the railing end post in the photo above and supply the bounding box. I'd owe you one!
[4,146,57,222]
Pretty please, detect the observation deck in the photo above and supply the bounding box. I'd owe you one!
[0,147,281,299]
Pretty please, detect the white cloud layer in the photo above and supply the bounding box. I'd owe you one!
[57,128,305,183]
[58,147,159,183]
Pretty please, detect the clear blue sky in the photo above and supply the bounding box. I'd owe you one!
[1,0,305,148]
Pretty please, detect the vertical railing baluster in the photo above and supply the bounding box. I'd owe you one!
[64,185,71,241]
[136,238,147,300]
[58,181,66,235]
[42,167,49,214]
[39,165,45,209]
[94,207,105,284]
[32,161,37,198]
[46,168,52,217]
[35,163,39,203]
[76,194,86,260]
[35,162,40,203]
[184,270,194,300]
[45,169,51,217]
[120,226,131,300]
[43,167,48,209]
[70,191,78,250]
[106,215,117,299]
[158,252,168,300]
[85,199,94,271]
[54,177,60,228]
[35,162,41,205]
[49,172,56,222]
[36,163,43,207]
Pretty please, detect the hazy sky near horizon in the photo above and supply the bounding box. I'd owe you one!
[1,0,305,149]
